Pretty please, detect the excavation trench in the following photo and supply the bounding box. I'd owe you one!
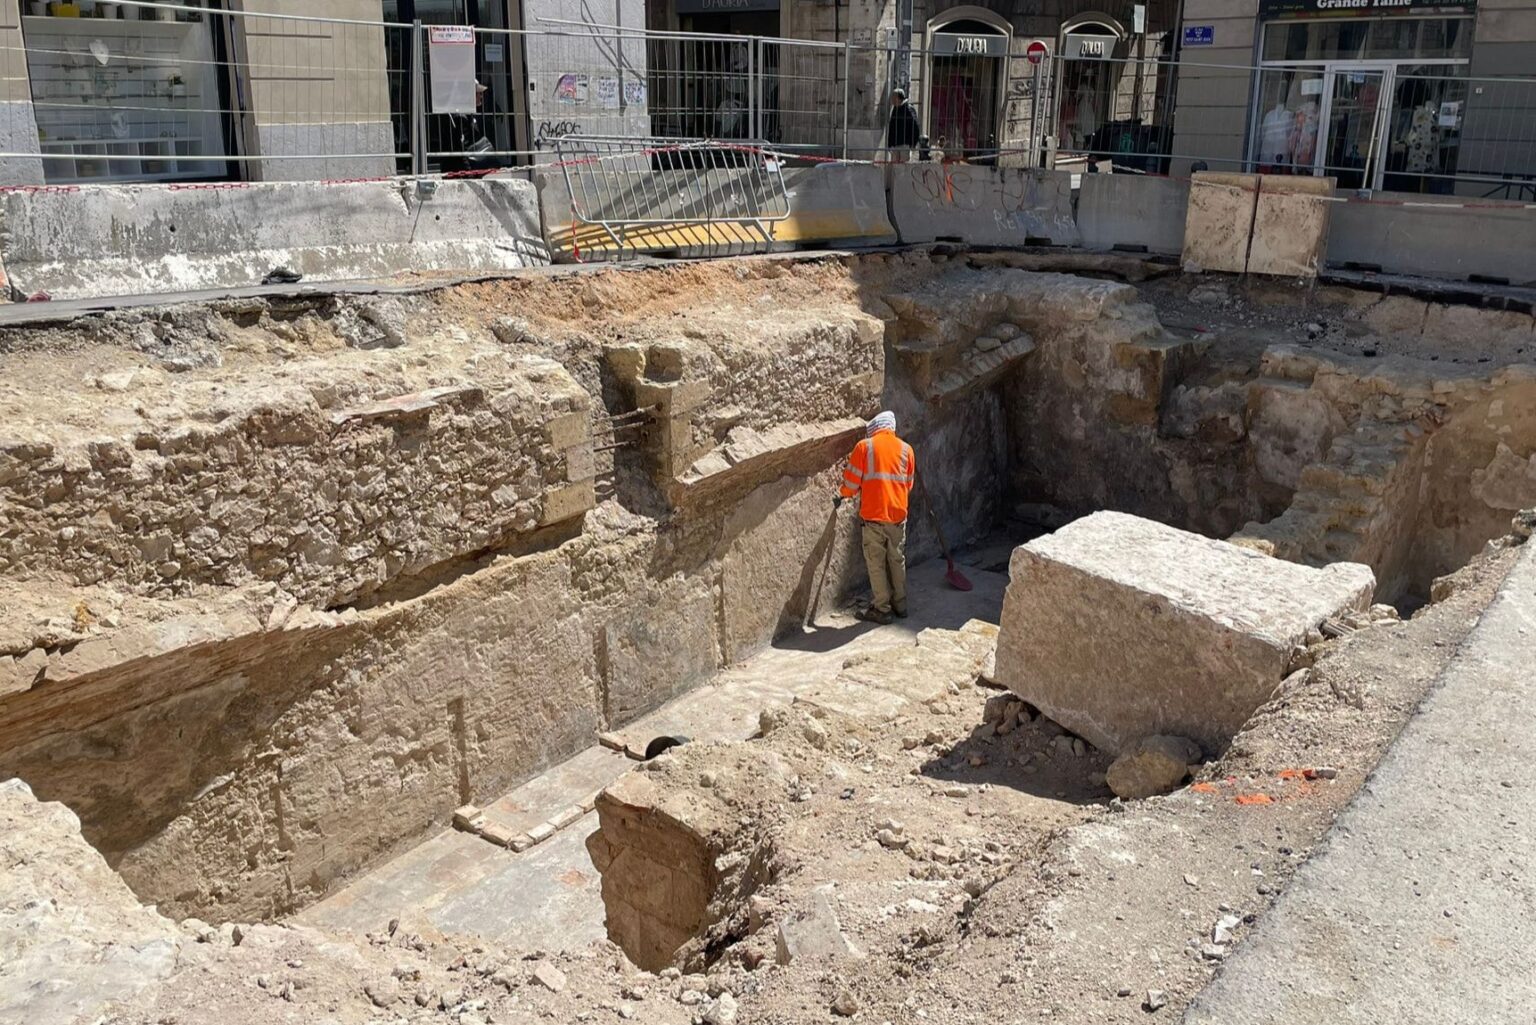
[0,251,1532,939]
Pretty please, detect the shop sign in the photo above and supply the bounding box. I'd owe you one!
[1063,33,1116,59]
[932,32,1008,56]
[675,0,780,12]
[1258,0,1475,15]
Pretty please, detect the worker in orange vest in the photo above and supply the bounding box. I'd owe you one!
[834,411,916,625]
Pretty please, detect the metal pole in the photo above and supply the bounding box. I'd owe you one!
[897,0,912,91]
[749,37,761,142]
[842,40,852,159]
[1030,59,1043,167]
[1048,55,1064,169]
[410,20,426,175]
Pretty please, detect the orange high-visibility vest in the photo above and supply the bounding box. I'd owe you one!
[839,429,916,524]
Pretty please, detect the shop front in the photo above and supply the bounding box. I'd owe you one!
[19,1,231,184]
[923,9,1011,160]
[1249,0,1475,192]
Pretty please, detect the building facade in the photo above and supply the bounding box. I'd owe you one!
[0,0,399,185]
[1170,0,1536,194]
[0,0,1528,193]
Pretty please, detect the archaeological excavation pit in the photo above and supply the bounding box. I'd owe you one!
[3,251,1535,1023]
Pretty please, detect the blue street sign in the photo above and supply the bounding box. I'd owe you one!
[1183,25,1215,46]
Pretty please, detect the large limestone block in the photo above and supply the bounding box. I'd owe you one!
[995,512,1374,755]
[0,778,182,1024]
[1182,172,1258,274]
[1247,174,1336,278]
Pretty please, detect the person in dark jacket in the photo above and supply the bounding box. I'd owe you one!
[886,88,921,162]
[440,81,495,175]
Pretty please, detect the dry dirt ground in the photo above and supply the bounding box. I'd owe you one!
[84,531,1522,1025]
[1137,273,1533,369]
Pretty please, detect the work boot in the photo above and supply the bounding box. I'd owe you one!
[893,604,908,619]
[856,606,894,626]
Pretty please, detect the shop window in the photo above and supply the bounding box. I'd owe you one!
[1252,68,1323,174]
[1382,66,1468,193]
[929,18,1007,159]
[24,5,228,183]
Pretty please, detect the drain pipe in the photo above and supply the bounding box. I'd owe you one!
[897,0,913,92]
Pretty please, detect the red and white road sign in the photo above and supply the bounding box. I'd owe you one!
[1025,41,1049,65]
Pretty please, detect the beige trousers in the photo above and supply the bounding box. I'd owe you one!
[861,519,907,614]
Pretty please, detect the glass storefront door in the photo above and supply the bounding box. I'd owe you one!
[1318,64,1388,188]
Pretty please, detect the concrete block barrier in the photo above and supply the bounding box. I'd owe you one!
[0,177,549,300]
[534,161,894,261]
[1182,172,1335,278]
[1077,173,1189,255]
[889,164,1078,247]
[1326,192,1536,286]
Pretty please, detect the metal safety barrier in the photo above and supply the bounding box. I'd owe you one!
[553,135,791,257]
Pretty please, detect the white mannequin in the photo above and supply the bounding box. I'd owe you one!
[1260,101,1291,166]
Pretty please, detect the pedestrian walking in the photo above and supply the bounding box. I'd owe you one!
[834,411,916,625]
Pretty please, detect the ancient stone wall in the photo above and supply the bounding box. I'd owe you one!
[2,253,1532,926]
[0,256,1018,922]
[0,309,594,609]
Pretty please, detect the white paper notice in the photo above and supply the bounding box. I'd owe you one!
[598,76,620,110]
[429,25,477,114]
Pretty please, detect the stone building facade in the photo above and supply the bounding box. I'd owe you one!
[1170,0,1536,194]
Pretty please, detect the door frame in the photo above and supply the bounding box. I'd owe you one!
[923,6,1013,158]
[1316,61,1393,189]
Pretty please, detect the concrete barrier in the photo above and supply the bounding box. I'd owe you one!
[889,164,1078,247]
[1326,193,1536,286]
[1248,175,1334,278]
[0,177,549,300]
[1076,174,1189,255]
[533,162,894,261]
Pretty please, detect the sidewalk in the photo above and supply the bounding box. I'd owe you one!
[1184,540,1536,1025]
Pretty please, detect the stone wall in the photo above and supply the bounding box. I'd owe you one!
[0,340,593,608]
[0,256,1012,922]
[2,254,1532,924]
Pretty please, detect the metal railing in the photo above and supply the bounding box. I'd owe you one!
[553,135,790,258]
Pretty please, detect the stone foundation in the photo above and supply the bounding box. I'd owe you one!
[1,253,1532,925]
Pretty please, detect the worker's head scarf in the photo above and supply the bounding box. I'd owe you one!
[867,411,897,436]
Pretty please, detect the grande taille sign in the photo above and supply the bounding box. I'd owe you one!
[1258,0,1474,15]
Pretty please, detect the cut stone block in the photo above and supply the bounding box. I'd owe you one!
[1247,174,1335,278]
[452,805,483,832]
[1182,172,1258,274]
[995,511,1375,755]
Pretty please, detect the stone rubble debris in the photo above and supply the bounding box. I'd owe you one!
[1106,735,1203,800]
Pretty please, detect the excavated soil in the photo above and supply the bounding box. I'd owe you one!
[70,534,1521,1025]
[4,249,1536,1025]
